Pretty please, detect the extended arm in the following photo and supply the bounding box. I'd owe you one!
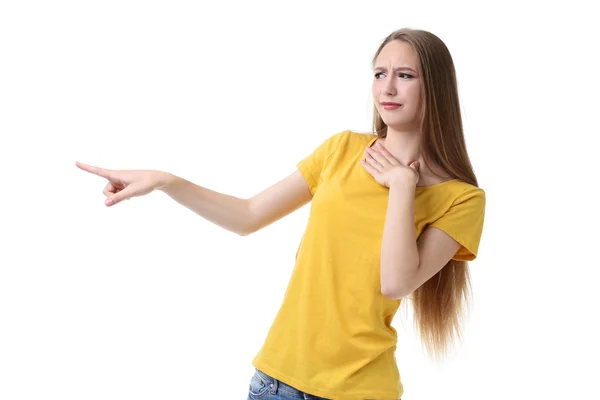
[159,169,312,236]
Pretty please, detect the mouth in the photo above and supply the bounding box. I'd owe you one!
[381,103,402,110]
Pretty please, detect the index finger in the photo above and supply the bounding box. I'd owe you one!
[374,143,399,165]
[75,161,113,179]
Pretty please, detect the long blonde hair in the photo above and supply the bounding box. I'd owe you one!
[372,28,480,363]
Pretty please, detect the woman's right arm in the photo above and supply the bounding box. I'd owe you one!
[159,169,312,236]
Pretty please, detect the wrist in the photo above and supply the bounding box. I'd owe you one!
[389,175,416,191]
[388,179,415,211]
[157,172,177,191]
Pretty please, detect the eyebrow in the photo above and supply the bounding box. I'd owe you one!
[373,66,417,73]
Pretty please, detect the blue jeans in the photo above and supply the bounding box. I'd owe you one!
[247,368,401,400]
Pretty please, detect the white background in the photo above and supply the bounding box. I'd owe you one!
[1,0,599,399]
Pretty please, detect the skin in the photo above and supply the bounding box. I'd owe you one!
[74,39,464,301]
[362,40,464,298]
[368,40,452,187]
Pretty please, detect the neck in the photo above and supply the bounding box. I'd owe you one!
[381,127,423,166]
[380,127,449,182]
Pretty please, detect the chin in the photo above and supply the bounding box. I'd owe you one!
[383,120,413,128]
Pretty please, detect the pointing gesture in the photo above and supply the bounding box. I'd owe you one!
[75,161,169,207]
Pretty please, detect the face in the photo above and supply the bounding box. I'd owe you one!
[372,40,422,131]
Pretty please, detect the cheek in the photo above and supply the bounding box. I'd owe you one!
[371,85,381,107]
[409,86,422,101]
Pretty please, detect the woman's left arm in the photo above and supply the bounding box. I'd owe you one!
[380,179,461,299]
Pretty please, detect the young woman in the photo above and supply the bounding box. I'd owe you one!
[76,28,486,400]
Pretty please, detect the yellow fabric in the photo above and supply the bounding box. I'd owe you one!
[252,130,486,399]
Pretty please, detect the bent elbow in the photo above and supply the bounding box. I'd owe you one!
[238,226,255,236]
[381,285,411,300]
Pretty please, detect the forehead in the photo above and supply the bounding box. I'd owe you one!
[374,40,419,70]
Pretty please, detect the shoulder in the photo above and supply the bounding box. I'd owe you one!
[438,179,485,198]
[428,180,485,218]
[331,129,375,151]
[345,129,376,143]
[310,129,372,157]
[453,182,485,202]
[444,182,486,216]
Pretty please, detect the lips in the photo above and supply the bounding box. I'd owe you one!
[381,102,402,110]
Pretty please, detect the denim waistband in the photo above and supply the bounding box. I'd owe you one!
[255,369,330,400]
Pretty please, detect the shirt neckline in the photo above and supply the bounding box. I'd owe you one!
[366,135,459,189]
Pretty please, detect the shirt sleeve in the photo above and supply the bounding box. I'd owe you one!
[296,130,347,195]
[429,188,486,261]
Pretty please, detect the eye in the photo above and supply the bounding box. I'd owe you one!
[374,72,413,79]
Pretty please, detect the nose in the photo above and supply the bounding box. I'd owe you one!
[382,75,396,96]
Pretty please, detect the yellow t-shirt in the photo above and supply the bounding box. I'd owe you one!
[252,130,486,400]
